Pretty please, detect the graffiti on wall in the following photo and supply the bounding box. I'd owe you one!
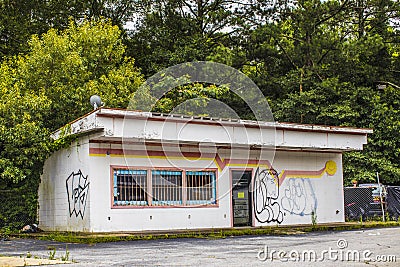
[253,167,284,223]
[66,169,90,219]
[253,161,336,224]
[281,178,317,216]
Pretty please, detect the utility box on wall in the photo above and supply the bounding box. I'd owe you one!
[38,108,372,232]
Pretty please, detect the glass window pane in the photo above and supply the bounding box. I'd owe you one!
[186,171,216,205]
[113,170,147,206]
[152,170,182,205]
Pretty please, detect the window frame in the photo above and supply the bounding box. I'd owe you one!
[112,169,149,206]
[186,170,217,205]
[110,166,218,209]
[151,169,184,206]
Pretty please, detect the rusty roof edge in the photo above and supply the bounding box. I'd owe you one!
[51,107,373,138]
[97,108,373,134]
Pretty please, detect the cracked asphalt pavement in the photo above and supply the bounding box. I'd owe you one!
[1,227,399,266]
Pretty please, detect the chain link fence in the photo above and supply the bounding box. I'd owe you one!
[344,187,375,220]
[344,186,400,221]
[0,189,38,230]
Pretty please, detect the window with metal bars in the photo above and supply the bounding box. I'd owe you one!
[186,171,216,205]
[112,168,217,207]
[113,170,147,206]
[152,170,182,205]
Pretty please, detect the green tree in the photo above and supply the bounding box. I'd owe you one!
[14,19,143,130]
[126,0,246,76]
[234,0,400,184]
[0,62,51,185]
[275,78,400,185]
[0,19,143,229]
[0,0,140,59]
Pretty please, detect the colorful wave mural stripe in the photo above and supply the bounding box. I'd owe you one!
[89,148,337,184]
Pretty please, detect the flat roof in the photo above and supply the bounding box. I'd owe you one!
[51,108,373,152]
[89,108,372,135]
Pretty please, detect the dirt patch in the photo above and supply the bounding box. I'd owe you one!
[0,256,71,266]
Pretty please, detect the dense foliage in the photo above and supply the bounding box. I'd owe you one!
[0,1,399,223]
[0,20,143,228]
[126,0,400,185]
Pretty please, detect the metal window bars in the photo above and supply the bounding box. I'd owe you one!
[152,170,182,206]
[113,170,147,206]
[186,171,216,205]
[113,169,217,207]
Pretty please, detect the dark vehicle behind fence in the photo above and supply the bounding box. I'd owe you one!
[344,187,374,220]
[358,183,386,217]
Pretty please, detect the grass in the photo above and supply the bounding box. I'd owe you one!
[48,248,56,260]
[10,245,72,263]
[8,220,400,244]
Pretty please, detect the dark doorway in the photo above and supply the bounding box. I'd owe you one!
[231,170,252,226]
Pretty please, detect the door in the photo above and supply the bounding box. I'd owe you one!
[232,170,252,226]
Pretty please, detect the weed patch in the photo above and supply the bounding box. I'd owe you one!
[10,221,400,244]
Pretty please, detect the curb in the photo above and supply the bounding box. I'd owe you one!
[8,221,400,244]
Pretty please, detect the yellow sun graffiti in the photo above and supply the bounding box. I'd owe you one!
[325,160,337,176]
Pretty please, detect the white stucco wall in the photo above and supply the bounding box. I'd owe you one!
[253,151,344,226]
[88,145,231,232]
[39,140,346,232]
[38,137,91,231]
[85,142,344,232]
[39,109,369,232]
